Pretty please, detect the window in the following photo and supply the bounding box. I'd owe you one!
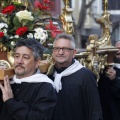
[107,0,120,10]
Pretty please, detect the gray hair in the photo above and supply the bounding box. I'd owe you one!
[53,33,76,49]
[14,38,43,60]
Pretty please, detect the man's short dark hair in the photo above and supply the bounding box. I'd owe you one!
[14,38,43,60]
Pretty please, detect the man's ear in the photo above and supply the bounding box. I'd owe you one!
[73,49,77,58]
[35,58,41,69]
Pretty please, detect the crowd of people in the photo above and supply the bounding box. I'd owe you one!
[0,33,120,120]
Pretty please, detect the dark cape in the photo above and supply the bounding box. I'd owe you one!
[49,66,103,120]
[0,81,57,120]
[98,67,120,120]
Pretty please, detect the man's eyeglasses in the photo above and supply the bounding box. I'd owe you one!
[52,47,74,52]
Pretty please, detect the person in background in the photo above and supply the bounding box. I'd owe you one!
[98,41,120,120]
[0,38,57,120]
[48,33,103,120]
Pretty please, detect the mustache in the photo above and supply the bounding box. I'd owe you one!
[15,65,25,69]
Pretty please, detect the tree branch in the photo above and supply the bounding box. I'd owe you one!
[86,0,96,8]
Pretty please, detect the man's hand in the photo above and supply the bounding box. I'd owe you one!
[0,75,13,102]
[105,67,116,80]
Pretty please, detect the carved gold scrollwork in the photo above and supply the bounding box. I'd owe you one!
[0,42,13,69]
[76,33,118,81]
[96,12,112,47]
[7,50,14,66]
[0,60,11,69]
[0,42,8,52]
[60,0,74,34]
[0,42,14,68]
[75,0,119,80]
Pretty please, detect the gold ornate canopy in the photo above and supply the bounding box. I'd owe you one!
[0,0,118,80]
[59,0,118,80]
[75,0,118,80]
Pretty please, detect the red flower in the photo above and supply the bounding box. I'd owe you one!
[46,20,57,31]
[43,0,54,5]
[16,27,28,36]
[0,32,4,38]
[51,29,63,38]
[46,20,63,38]
[1,5,15,14]
[34,0,51,10]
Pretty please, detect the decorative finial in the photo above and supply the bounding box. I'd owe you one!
[60,0,74,34]
[103,0,108,12]
[63,0,70,8]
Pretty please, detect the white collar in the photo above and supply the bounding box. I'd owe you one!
[10,69,55,88]
[54,59,83,92]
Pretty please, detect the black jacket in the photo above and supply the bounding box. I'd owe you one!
[49,67,103,120]
[98,67,120,120]
[0,82,57,120]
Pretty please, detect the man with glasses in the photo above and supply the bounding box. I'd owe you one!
[48,33,103,120]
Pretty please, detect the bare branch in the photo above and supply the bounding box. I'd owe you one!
[77,0,86,29]
[86,0,96,8]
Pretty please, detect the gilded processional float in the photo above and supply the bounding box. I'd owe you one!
[0,0,118,81]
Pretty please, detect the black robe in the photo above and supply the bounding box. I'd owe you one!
[0,82,57,120]
[49,67,103,120]
[98,67,120,120]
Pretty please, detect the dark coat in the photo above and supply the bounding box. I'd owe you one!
[49,67,103,120]
[98,67,120,120]
[0,82,57,120]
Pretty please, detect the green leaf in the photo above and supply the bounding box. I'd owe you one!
[21,19,33,26]
[27,24,34,30]
[11,2,24,6]
[13,17,21,28]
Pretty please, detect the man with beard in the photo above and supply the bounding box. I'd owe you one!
[0,38,57,120]
[98,41,120,120]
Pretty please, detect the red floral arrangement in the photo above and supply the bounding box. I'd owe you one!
[0,0,63,52]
